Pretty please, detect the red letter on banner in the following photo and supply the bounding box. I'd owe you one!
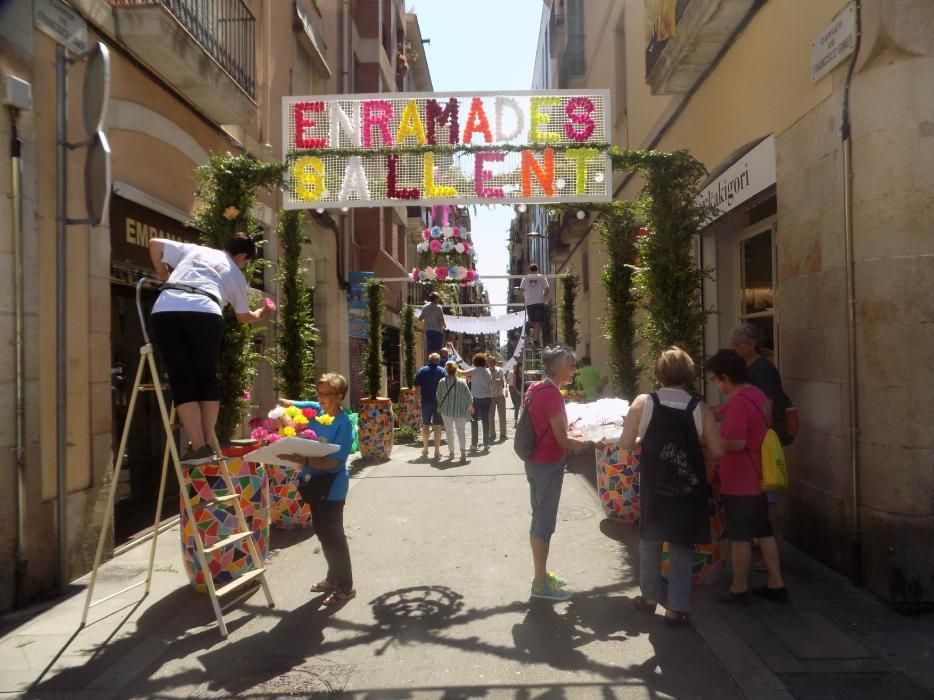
[387,154,420,200]
[293,101,326,148]
[426,98,460,145]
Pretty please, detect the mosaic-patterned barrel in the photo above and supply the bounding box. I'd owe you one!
[397,388,421,430]
[180,455,270,593]
[595,444,640,523]
[358,398,394,459]
[267,462,313,529]
[661,463,728,586]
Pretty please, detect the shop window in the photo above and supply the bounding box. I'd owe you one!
[739,227,775,352]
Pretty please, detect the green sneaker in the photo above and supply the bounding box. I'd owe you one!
[547,572,567,588]
[531,578,571,601]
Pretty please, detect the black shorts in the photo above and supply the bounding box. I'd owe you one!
[722,493,773,541]
[421,401,443,426]
[151,311,224,405]
[526,303,546,323]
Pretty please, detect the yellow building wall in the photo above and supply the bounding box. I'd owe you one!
[574,0,850,388]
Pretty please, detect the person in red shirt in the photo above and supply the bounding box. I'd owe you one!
[706,349,788,604]
[524,345,592,601]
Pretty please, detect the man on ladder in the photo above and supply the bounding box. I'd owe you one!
[519,263,549,346]
[148,233,273,464]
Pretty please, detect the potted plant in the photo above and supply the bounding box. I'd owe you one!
[397,304,421,430]
[180,153,281,591]
[358,279,394,459]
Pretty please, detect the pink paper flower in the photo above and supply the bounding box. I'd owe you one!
[263,418,277,432]
[263,297,277,312]
[465,269,477,281]
[266,432,282,443]
[429,239,442,253]
[436,266,449,280]
[422,229,430,240]
[299,429,318,440]
[463,242,472,254]
[242,390,252,402]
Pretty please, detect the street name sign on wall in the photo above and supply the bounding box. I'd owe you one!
[34,0,88,55]
[282,90,612,209]
[811,2,856,82]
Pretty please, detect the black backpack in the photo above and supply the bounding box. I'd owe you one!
[641,393,705,498]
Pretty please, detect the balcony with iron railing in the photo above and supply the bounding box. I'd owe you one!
[644,0,761,95]
[110,0,257,125]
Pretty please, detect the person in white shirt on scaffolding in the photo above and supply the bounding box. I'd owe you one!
[519,264,549,346]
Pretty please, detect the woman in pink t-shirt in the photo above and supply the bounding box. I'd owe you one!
[706,349,787,604]
[524,346,592,602]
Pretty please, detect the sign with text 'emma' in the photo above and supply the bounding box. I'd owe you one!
[282,91,612,209]
[701,135,776,219]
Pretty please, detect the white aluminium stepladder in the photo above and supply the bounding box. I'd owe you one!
[81,278,274,637]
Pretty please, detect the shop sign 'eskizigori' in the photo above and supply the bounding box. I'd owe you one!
[282,91,612,209]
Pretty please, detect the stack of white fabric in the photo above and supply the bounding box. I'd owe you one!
[566,398,631,442]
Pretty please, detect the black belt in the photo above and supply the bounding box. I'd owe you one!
[159,282,221,307]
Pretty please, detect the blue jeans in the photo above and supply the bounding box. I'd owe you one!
[639,539,693,613]
[470,397,491,447]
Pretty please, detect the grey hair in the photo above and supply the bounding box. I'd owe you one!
[541,345,577,378]
[732,322,764,350]
[428,352,441,363]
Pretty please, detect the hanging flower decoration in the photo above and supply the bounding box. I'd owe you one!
[222,206,240,220]
[415,218,478,284]
[410,265,478,285]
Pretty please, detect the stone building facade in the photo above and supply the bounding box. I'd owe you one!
[0,0,430,610]
[540,0,934,604]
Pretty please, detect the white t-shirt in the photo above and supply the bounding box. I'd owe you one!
[520,274,549,305]
[151,240,251,316]
[636,387,704,440]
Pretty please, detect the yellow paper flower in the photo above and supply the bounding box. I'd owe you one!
[285,406,300,417]
[281,426,296,437]
[222,206,240,220]
[293,414,309,426]
[315,414,334,426]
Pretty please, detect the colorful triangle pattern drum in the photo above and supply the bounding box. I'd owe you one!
[267,462,314,529]
[595,444,641,523]
[180,456,270,593]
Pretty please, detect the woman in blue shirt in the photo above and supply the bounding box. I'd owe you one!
[278,372,355,605]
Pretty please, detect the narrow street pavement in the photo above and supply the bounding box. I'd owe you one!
[2,423,933,699]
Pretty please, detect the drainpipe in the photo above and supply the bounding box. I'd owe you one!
[55,45,69,592]
[341,0,352,288]
[9,107,28,604]
[841,0,863,584]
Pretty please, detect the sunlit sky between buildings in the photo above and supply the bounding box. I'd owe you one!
[412,0,544,315]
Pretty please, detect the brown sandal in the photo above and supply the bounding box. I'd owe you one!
[310,579,337,593]
[322,588,356,606]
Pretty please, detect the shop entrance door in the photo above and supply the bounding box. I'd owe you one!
[111,282,180,544]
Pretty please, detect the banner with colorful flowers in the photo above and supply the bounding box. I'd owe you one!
[283,90,612,209]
